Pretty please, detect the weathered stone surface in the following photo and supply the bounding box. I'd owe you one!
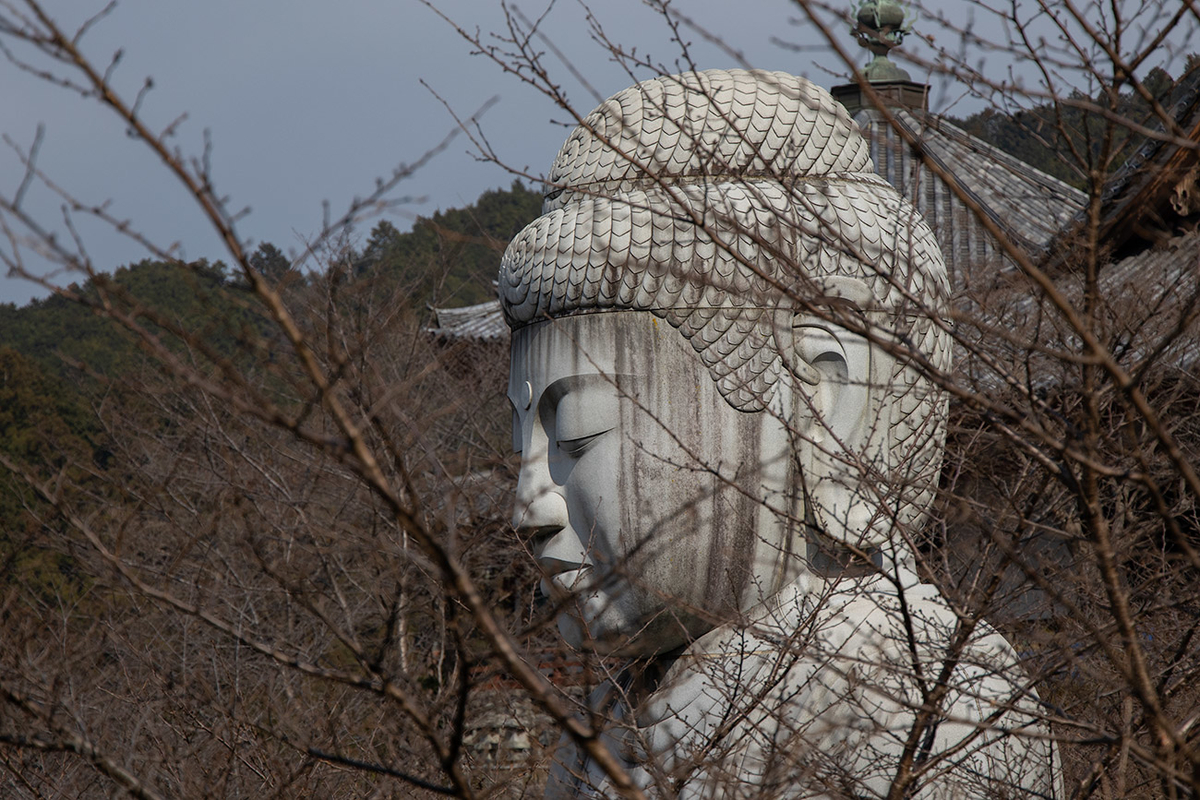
[503,69,1060,798]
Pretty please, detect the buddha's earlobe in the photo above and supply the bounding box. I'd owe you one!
[790,279,880,552]
[789,321,871,449]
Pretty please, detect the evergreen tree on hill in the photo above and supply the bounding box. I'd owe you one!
[0,257,245,382]
[951,64,1189,190]
[0,347,101,604]
[357,180,542,307]
[249,242,295,284]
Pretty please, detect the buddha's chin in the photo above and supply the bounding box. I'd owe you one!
[557,600,711,657]
[559,618,662,656]
[556,599,638,655]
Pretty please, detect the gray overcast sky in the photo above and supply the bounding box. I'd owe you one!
[2,1,1188,307]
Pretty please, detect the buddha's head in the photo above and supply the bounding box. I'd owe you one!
[502,69,950,655]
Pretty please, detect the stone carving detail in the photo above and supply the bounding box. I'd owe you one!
[1172,163,1200,217]
[503,69,1059,797]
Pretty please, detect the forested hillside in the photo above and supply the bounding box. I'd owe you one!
[356,181,542,306]
[1,180,539,372]
[1,177,546,797]
[0,180,541,542]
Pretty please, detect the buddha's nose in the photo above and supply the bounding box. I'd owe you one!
[512,455,568,543]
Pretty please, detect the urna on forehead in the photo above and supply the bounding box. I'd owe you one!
[498,68,950,412]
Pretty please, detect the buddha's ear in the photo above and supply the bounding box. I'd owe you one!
[789,276,873,448]
[789,276,881,552]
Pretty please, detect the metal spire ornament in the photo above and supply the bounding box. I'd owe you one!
[852,0,913,82]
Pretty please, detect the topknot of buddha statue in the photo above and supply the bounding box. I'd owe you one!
[498,68,948,412]
[542,68,871,204]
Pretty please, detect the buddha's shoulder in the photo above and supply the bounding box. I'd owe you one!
[826,578,1017,657]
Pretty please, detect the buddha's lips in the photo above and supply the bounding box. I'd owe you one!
[541,566,593,601]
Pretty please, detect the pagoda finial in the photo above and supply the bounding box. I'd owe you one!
[852,0,913,82]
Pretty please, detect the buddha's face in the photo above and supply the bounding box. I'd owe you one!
[508,312,800,655]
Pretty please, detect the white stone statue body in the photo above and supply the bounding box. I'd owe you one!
[502,70,1059,798]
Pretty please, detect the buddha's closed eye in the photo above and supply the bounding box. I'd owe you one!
[557,429,613,458]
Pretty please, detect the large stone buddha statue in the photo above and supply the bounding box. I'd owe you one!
[502,69,1058,798]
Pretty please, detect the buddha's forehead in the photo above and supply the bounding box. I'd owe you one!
[507,312,699,403]
[509,316,617,387]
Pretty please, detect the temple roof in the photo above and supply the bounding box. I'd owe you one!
[428,297,507,342]
[965,230,1200,388]
[1043,70,1200,269]
[849,105,1086,271]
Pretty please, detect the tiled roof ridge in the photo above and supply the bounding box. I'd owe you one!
[912,110,1087,201]
[877,108,1044,255]
[1043,68,1200,268]
[428,297,506,341]
[1088,69,1200,217]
